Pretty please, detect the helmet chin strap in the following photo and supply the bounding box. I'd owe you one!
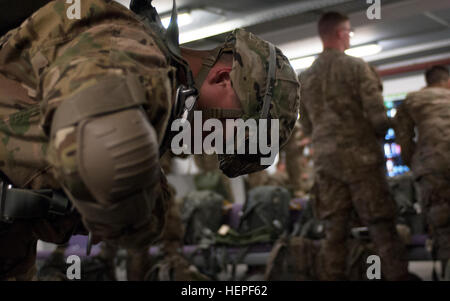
[193,46,223,92]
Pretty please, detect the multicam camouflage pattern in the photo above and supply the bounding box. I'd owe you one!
[313,169,408,280]
[394,87,450,176]
[0,0,174,186]
[0,0,299,279]
[246,122,314,198]
[0,0,175,278]
[228,29,300,149]
[281,122,314,197]
[193,154,234,202]
[211,29,300,177]
[299,48,389,181]
[395,87,450,259]
[299,49,409,280]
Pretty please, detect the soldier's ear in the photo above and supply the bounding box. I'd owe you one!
[209,68,232,87]
[336,28,345,40]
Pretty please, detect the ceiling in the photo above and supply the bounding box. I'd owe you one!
[116,0,450,72]
[2,0,449,74]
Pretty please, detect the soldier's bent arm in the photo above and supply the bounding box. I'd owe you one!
[298,74,312,136]
[357,62,390,137]
[36,5,172,249]
[393,101,415,167]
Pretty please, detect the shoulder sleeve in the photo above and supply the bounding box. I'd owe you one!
[38,13,173,141]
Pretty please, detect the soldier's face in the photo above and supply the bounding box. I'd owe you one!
[197,66,242,142]
[338,21,352,50]
[197,67,240,111]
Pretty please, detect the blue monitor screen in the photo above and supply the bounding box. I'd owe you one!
[384,96,410,177]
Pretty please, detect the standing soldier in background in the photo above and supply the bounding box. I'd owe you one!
[299,12,410,280]
[280,122,314,198]
[0,0,300,280]
[245,122,314,197]
[395,65,450,277]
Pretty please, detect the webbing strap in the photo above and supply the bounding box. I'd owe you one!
[201,108,243,119]
[260,43,277,119]
[50,74,147,137]
[194,47,224,91]
[0,188,70,221]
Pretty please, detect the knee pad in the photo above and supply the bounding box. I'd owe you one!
[53,108,161,243]
[77,108,160,204]
[47,75,162,245]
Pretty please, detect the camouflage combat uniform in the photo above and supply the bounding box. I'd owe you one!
[0,0,300,280]
[193,154,234,202]
[299,48,409,280]
[246,122,313,197]
[395,87,450,260]
[0,0,174,280]
[281,122,314,197]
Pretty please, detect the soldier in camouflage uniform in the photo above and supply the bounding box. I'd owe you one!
[193,154,234,202]
[299,12,409,280]
[394,65,450,264]
[280,121,313,198]
[246,122,313,197]
[0,0,300,280]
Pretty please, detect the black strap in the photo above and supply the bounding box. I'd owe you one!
[0,187,71,222]
[130,0,198,158]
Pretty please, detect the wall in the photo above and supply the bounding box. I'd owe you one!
[382,71,427,97]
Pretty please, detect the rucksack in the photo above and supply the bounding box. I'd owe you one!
[190,186,291,281]
[267,197,380,281]
[238,186,291,241]
[194,171,230,200]
[388,172,417,217]
[388,173,424,234]
[181,190,225,245]
[291,197,325,239]
[265,235,320,281]
[144,252,210,281]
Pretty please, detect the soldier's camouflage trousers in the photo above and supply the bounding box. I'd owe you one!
[417,172,450,260]
[3,265,37,281]
[0,211,82,280]
[313,167,409,281]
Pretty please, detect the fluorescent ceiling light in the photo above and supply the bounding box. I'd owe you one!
[345,44,382,58]
[180,20,243,44]
[161,12,193,29]
[290,56,316,70]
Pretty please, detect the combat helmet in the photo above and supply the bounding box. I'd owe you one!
[195,29,301,177]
